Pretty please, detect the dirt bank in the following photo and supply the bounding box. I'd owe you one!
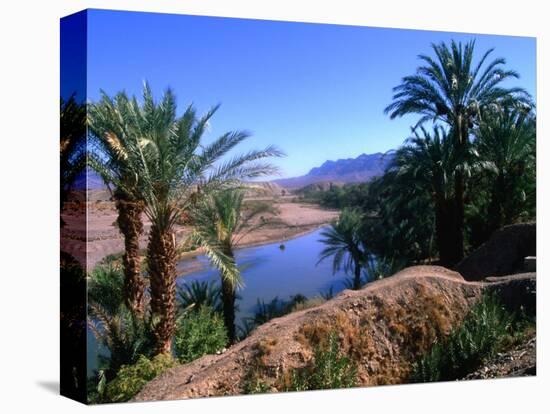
[61,197,339,270]
[134,266,534,402]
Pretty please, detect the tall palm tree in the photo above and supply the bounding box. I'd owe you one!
[191,189,278,343]
[384,40,531,264]
[88,94,148,317]
[474,106,536,235]
[318,208,369,290]
[98,83,282,353]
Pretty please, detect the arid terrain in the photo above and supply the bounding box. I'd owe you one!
[61,190,339,271]
[134,267,535,401]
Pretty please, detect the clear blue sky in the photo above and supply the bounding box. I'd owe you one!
[83,9,536,179]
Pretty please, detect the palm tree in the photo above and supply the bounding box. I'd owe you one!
[177,280,221,313]
[387,125,488,265]
[474,106,536,235]
[190,189,278,343]
[88,94,148,317]
[60,94,86,206]
[384,40,531,265]
[318,208,369,290]
[97,83,282,353]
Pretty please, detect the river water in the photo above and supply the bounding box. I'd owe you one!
[87,227,351,377]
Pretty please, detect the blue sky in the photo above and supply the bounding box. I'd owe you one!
[82,9,536,179]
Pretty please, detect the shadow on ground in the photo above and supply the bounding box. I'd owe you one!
[37,381,59,395]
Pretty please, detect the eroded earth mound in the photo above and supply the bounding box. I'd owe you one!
[456,223,536,281]
[134,266,535,402]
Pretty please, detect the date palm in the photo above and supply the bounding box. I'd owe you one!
[318,208,369,290]
[385,40,531,264]
[474,107,536,235]
[99,83,281,353]
[88,94,148,316]
[387,125,489,265]
[190,189,279,343]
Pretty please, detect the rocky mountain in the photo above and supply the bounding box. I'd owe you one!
[273,152,392,189]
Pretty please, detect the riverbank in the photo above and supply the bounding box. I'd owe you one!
[62,195,339,270]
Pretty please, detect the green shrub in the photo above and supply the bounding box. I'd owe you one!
[88,263,155,379]
[88,264,124,315]
[285,332,357,391]
[105,354,176,403]
[410,294,518,382]
[174,306,228,363]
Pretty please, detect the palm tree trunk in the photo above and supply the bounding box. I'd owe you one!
[221,248,237,344]
[453,171,465,264]
[435,197,456,267]
[115,194,145,316]
[487,174,505,236]
[148,223,177,354]
[449,119,468,265]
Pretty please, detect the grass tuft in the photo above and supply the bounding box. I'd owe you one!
[410,293,532,382]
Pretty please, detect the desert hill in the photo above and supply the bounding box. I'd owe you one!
[273,152,392,189]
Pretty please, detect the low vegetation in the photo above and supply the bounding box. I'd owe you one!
[243,331,357,394]
[88,265,155,380]
[283,332,357,391]
[298,182,370,209]
[102,354,176,403]
[174,306,228,363]
[410,294,534,382]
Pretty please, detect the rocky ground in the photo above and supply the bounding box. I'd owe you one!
[463,334,536,380]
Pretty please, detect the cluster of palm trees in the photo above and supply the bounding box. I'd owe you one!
[82,40,535,363]
[317,40,535,286]
[88,83,282,354]
[384,40,534,266]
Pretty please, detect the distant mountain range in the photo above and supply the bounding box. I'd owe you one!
[73,152,393,193]
[273,152,392,189]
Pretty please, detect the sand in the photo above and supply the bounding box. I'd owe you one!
[61,195,339,271]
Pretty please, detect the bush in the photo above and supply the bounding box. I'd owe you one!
[410,294,518,382]
[285,332,357,391]
[88,264,124,315]
[174,306,228,363]
[104,354,176,403]
[88,263,155,380]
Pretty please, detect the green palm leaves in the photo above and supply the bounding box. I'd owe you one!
[60,95,86,204]
[473,107,536,236]
[190,189,278,287]
[318,208,369,290]
[88,82,282,353]
[384,40,533,265]
[190,188,280,342]
[385,40,531,128]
